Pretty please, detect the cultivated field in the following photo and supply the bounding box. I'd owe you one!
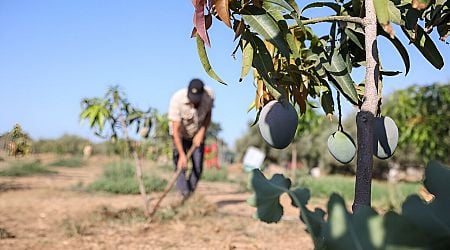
[0,154,314,249]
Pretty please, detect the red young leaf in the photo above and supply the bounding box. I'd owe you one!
[214,0,232,28]
[191,14,213,38]
[192,0,211,47]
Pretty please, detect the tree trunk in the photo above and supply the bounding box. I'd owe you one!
[353,0,380,211]
[291,144,297,170]
[120,118,151,218]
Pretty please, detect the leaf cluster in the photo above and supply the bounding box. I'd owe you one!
[250,160,450,249]
[192,0,447,124]
[79,85,154,142]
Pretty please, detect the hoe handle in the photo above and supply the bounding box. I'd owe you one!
[148,145,197,218]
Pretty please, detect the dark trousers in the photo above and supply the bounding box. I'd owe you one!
[172,138,204,197]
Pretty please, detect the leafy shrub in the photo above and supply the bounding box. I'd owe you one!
[33,134,91,155]
[0,160,56,176]
[202,167,229,182]
[88,162,167,194]
[48,157,85,168]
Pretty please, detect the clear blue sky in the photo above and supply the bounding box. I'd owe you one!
[1,1,449,147]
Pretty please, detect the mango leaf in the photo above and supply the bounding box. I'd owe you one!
[193,0,210,47]
[251,169,291,223]
[374,0,390,25]
[286,30,300,62]
[345,28,364,50]
[190,13,212,38]
[285,0,301,14]
[242,5,290,57]
[379,25,411,75]
[380,70,402,76]
[239,39,254,82]
[322,49,359,105]
[352,0,362,16]
[214,0,231,28]
[245,32,275,85]
[404,8,420,31]
[402,161,450,244]
[302,2,342,14]
[196,35,226,84]
[321,90,335,116]
[387,0,403,25]
[402,25,444,69]
[265,0,294,12]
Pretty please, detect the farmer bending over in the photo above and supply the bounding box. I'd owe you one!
[168,78,214,201]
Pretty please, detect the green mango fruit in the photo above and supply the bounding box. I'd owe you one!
[373,116,399,159]
[258,100,298,149]
[327,131,357,164]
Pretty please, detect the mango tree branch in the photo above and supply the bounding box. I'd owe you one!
[353,0,380,212]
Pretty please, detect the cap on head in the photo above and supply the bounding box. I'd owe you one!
[187,78,204,104]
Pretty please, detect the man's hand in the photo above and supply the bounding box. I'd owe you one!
[177,153,188,170]
[192,132,204,147]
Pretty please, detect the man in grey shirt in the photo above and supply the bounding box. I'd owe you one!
[168,78,214,200]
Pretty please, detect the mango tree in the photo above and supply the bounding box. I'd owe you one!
[80,85,154,217]
[191,0,449,248]
[384,83,450,165]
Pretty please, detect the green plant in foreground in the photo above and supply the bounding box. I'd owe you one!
[48,157,85,168]
[201,168,229,182]
[0,160,56,177]
[88,162,167,194]
[250,161,450,249]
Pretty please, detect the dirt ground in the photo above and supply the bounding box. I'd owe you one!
[0,155,313,250]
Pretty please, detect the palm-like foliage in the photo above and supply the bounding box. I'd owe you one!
[80,85,153,141]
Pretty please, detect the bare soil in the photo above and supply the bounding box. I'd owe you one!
[0,155,313,250]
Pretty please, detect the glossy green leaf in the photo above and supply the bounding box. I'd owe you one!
[387,0,403,25]
[379,26,411,75]
[374,0,390,25]
[322,49,359,105]
[244,32,275,85]
[242,6,290,57]
[239,39,254,82]
[264,0,293,12]
[302,2,342,14]
[402,25,444,69]
[285,0,301,14]
[345,28,364,50]
[196,35,227,84]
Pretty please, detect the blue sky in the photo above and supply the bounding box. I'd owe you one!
[1,1,449,147]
